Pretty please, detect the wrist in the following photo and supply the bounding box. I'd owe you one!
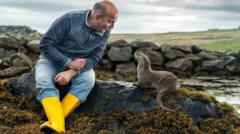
[68,69,78,76]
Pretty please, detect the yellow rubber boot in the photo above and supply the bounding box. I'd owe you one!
[40,97,65,133]
[61,93,81,118]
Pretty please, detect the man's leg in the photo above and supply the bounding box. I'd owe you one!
[61,69,95,118]
[35,58,65,133]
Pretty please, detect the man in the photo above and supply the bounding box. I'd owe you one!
[35,0,118,133]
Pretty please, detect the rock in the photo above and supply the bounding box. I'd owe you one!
[108,46,132,61]
[172,45,192,53]
[108,39,128,47]
[25,40,40,53]
[164,49,185,60]
[0,36,26,49]
[165,58,193,71]
[200,60,225,72]
[226,64,240,74]
[99,59,113,70]
[5,72,36,96]
[137,48,165,66]
[129,40,161,50]
[0,25,41,41]
[7,77,231,124]
[180,98,217,123]
[185,54,204,64]
[160,44,172,53]
[198,51,218,60]
[191,45,202,54]
[115,62,137,81]
[0,48,16,59]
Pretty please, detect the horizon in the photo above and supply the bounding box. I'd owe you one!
[0,0,240,34]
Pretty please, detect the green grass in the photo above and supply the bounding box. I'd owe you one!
[109,29,240,52]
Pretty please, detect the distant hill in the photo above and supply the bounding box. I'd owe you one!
[109,28,240,52]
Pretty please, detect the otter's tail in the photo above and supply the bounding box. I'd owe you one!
[156,88,175,112]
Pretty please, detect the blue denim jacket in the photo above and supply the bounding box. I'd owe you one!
[39,9,111,72]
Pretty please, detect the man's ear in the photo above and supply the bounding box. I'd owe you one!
[95,13,102,21]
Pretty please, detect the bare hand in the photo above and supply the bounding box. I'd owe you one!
[54,69,77,86]
[68,58,86,71]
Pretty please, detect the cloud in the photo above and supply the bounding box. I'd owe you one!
[0,0,239,33]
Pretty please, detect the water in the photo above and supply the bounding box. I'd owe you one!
[181,76,240,114]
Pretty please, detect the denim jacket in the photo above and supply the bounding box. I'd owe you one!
[39,9,111,72]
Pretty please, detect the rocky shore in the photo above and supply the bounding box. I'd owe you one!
[0,25,239,133]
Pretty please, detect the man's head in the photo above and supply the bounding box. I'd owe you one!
[89,0,118,33]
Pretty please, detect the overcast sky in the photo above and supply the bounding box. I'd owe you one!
[0,0,240,33]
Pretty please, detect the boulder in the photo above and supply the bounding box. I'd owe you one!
[129,40,160,50]
[165,58,193,71]
[5,75,231,124]
[25,40,40,53]
[191,45,202,54]
[115,62,137,81]
[198,51,218,60]
[107,46,132,61]
[137,48,165,66]
[172,45,192,53]
[200,60,225,72]
[164,49,185,60]
[108,39,128,47]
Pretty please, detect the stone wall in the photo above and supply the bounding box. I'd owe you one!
[1,26,240,80]
[100,39,240,80]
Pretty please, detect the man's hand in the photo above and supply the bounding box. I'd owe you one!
[68,58,86,71]
[54,69,78,86]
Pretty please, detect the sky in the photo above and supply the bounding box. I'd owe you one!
[0,0,240,34]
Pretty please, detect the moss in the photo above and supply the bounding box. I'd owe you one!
[0,106,41,126]
[198,118,237,134]
[0,78,239,133]
[95,70,115,81]
[141,92,151,104]
[0,125,11,134]
[176,88,216,103]
[11,123,42,134]
[0,89,17,102]
[198,101,240,134]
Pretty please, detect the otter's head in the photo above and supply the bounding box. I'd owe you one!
[134,50,151,65]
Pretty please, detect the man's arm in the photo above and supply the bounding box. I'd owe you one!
[39,14,71,67]
[80,32,110,72]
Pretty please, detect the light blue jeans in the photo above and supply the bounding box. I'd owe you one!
[35,57,95,103]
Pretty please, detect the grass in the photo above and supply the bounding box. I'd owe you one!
[109,28,240,52]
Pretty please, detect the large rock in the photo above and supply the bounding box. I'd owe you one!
[164,49,185,60]
[165,58,193,71]
[0,35,26,49]
[107,46,132,61]
[200,60,225,72]
[226,63,240,74]
[25,40,40,53]
[115,62,136,81]
[138,48,165,65]
[0,25,41,41]
[198,51,218,60]
[172,45,192,53]
[5,75,226,124]
[108,39,128,47]
[129,40,161,50]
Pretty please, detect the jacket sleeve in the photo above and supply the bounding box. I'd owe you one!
[39,14,71,67]
[80,31,110,72]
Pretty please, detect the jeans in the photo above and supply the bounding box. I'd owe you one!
[35,57,95,103]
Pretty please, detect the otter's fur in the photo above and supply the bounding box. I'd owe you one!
[134,50,180,112]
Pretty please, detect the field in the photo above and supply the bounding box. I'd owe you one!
[109,28,240,52]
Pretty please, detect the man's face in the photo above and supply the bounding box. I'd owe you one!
[96,13,117,32]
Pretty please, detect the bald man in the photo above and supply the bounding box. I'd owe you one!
[35,1,118,133]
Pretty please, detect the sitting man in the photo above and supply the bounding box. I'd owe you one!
[35,0,118,133]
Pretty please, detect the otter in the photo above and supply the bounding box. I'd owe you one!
[134,50,180,112]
